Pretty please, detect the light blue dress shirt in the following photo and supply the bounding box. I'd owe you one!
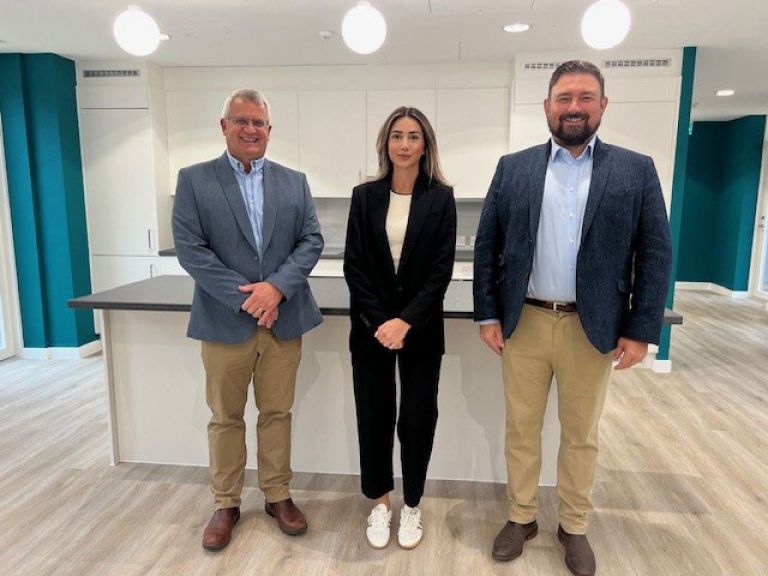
[526,136,596,302]
[226,151,265,256]
[478,136,596,325]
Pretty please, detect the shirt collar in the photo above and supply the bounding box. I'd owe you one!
[226,151,265,175]
[550,135,596,163]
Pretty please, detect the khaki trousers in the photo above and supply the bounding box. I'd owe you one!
[201,328,301,509]
[502,304,613,534]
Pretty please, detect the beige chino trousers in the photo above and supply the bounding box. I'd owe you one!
[502,304,613,534]
[202,327,302,509]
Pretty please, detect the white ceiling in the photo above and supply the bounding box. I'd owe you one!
[0,0,766,121]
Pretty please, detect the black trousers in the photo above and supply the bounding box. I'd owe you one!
[351,347,442,508]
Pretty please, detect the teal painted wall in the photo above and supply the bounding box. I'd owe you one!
[0,53,96,348]
[657,46,696,362]
[678,115,766,291]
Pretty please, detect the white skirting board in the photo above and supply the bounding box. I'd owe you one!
[21,339,102,359]
[675,282,749,299]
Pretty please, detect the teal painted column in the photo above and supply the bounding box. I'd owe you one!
[0,54,48,348]
[657,46,696,361]
[0,53,96,349]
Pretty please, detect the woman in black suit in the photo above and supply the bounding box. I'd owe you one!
[344,107,456,550]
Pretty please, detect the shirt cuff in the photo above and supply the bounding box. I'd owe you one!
[477,319,500,325]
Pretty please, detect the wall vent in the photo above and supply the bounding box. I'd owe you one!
[522,62,561,71]
[82,69,141,78]
[602,58,671,69]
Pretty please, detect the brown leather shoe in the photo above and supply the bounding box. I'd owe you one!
[202,507,240,551]
[558,525,596,576]
[265,498,308,535]
[491,520,538,561]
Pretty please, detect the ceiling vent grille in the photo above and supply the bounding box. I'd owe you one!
[603,58,671,69]
[82,69,141,78]
[522,62,561,71]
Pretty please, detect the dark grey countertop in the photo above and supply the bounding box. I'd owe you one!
[68,275,683,325]
[158,246,475,261]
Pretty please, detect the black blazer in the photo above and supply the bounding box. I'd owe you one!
[473,138,673,354]
[344,174,457,356]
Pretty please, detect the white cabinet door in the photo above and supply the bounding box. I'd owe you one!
[437,88,509,198]
[298,91,365,198]
[80,108,157,256]
[90,255,159,292]
[365,90,437,177]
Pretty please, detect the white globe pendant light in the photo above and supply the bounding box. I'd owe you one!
[342,1,387,55]
[581,0,631,50]
[114,6,164,56]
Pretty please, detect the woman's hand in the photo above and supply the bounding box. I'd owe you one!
[374,318,412,350]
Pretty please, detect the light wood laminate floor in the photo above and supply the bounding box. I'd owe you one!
[0,290,766,575]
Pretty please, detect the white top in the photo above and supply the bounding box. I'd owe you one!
[385,190,413,271]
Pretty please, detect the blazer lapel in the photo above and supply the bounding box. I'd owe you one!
[399,175,436,274]
[261,159,279,255]
[214,153,259,255]
[370,179,396,276]
[581,138,612,243]
[528,142,550,241]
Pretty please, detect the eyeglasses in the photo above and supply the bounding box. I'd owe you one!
[227,117,270,129]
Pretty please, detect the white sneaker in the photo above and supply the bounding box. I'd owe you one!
[366,503,392,549]
[398,505,423,549]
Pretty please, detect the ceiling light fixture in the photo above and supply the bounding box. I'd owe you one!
[503,23,530,33]
[341,1,387,55]
[581,0,631,50]
[716,89,735,97]
[113,6,168,57]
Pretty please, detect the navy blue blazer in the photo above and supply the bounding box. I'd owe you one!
[473,138,672,354]
[344,174,457,356]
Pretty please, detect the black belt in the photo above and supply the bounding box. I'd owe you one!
[524,298,577,313]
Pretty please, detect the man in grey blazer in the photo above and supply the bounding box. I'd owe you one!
[172,89,323,550]
[474,61,672,576]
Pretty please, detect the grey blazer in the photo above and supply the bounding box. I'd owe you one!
[473,138,672,354]
[172,152,323,343]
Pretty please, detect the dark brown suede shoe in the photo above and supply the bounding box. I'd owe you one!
[558,525,596,576]
[265,498,308,535]
[491,520,538,561]
[202,507,240,551]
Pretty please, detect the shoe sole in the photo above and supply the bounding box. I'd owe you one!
[265,505,308,536]
[491,527,538,562]
[398,537,422,550]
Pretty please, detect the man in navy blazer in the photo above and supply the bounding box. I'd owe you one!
[173,89,323,550]
[474,61,672,576]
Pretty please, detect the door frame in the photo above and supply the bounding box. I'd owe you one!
[0,115,22,360]
[748,122,768,301]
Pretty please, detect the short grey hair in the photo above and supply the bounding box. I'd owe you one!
[221,89,271,122]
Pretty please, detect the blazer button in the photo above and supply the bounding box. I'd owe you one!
[397,285,403,292]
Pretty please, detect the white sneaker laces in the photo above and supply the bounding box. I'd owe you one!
[368,506,391,528]
[401,507,422,530]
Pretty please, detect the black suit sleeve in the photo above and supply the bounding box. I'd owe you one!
[343,187,390,333]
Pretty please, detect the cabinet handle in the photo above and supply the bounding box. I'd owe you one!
[147,228,156,251]
[149,263,157,278]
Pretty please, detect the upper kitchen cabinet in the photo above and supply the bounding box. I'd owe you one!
[299,90,365,198]
[365,90,437,178]
[76,61,172,301]
[436,88,509,198]
[79,106,159,256]
[165,89,300,191]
